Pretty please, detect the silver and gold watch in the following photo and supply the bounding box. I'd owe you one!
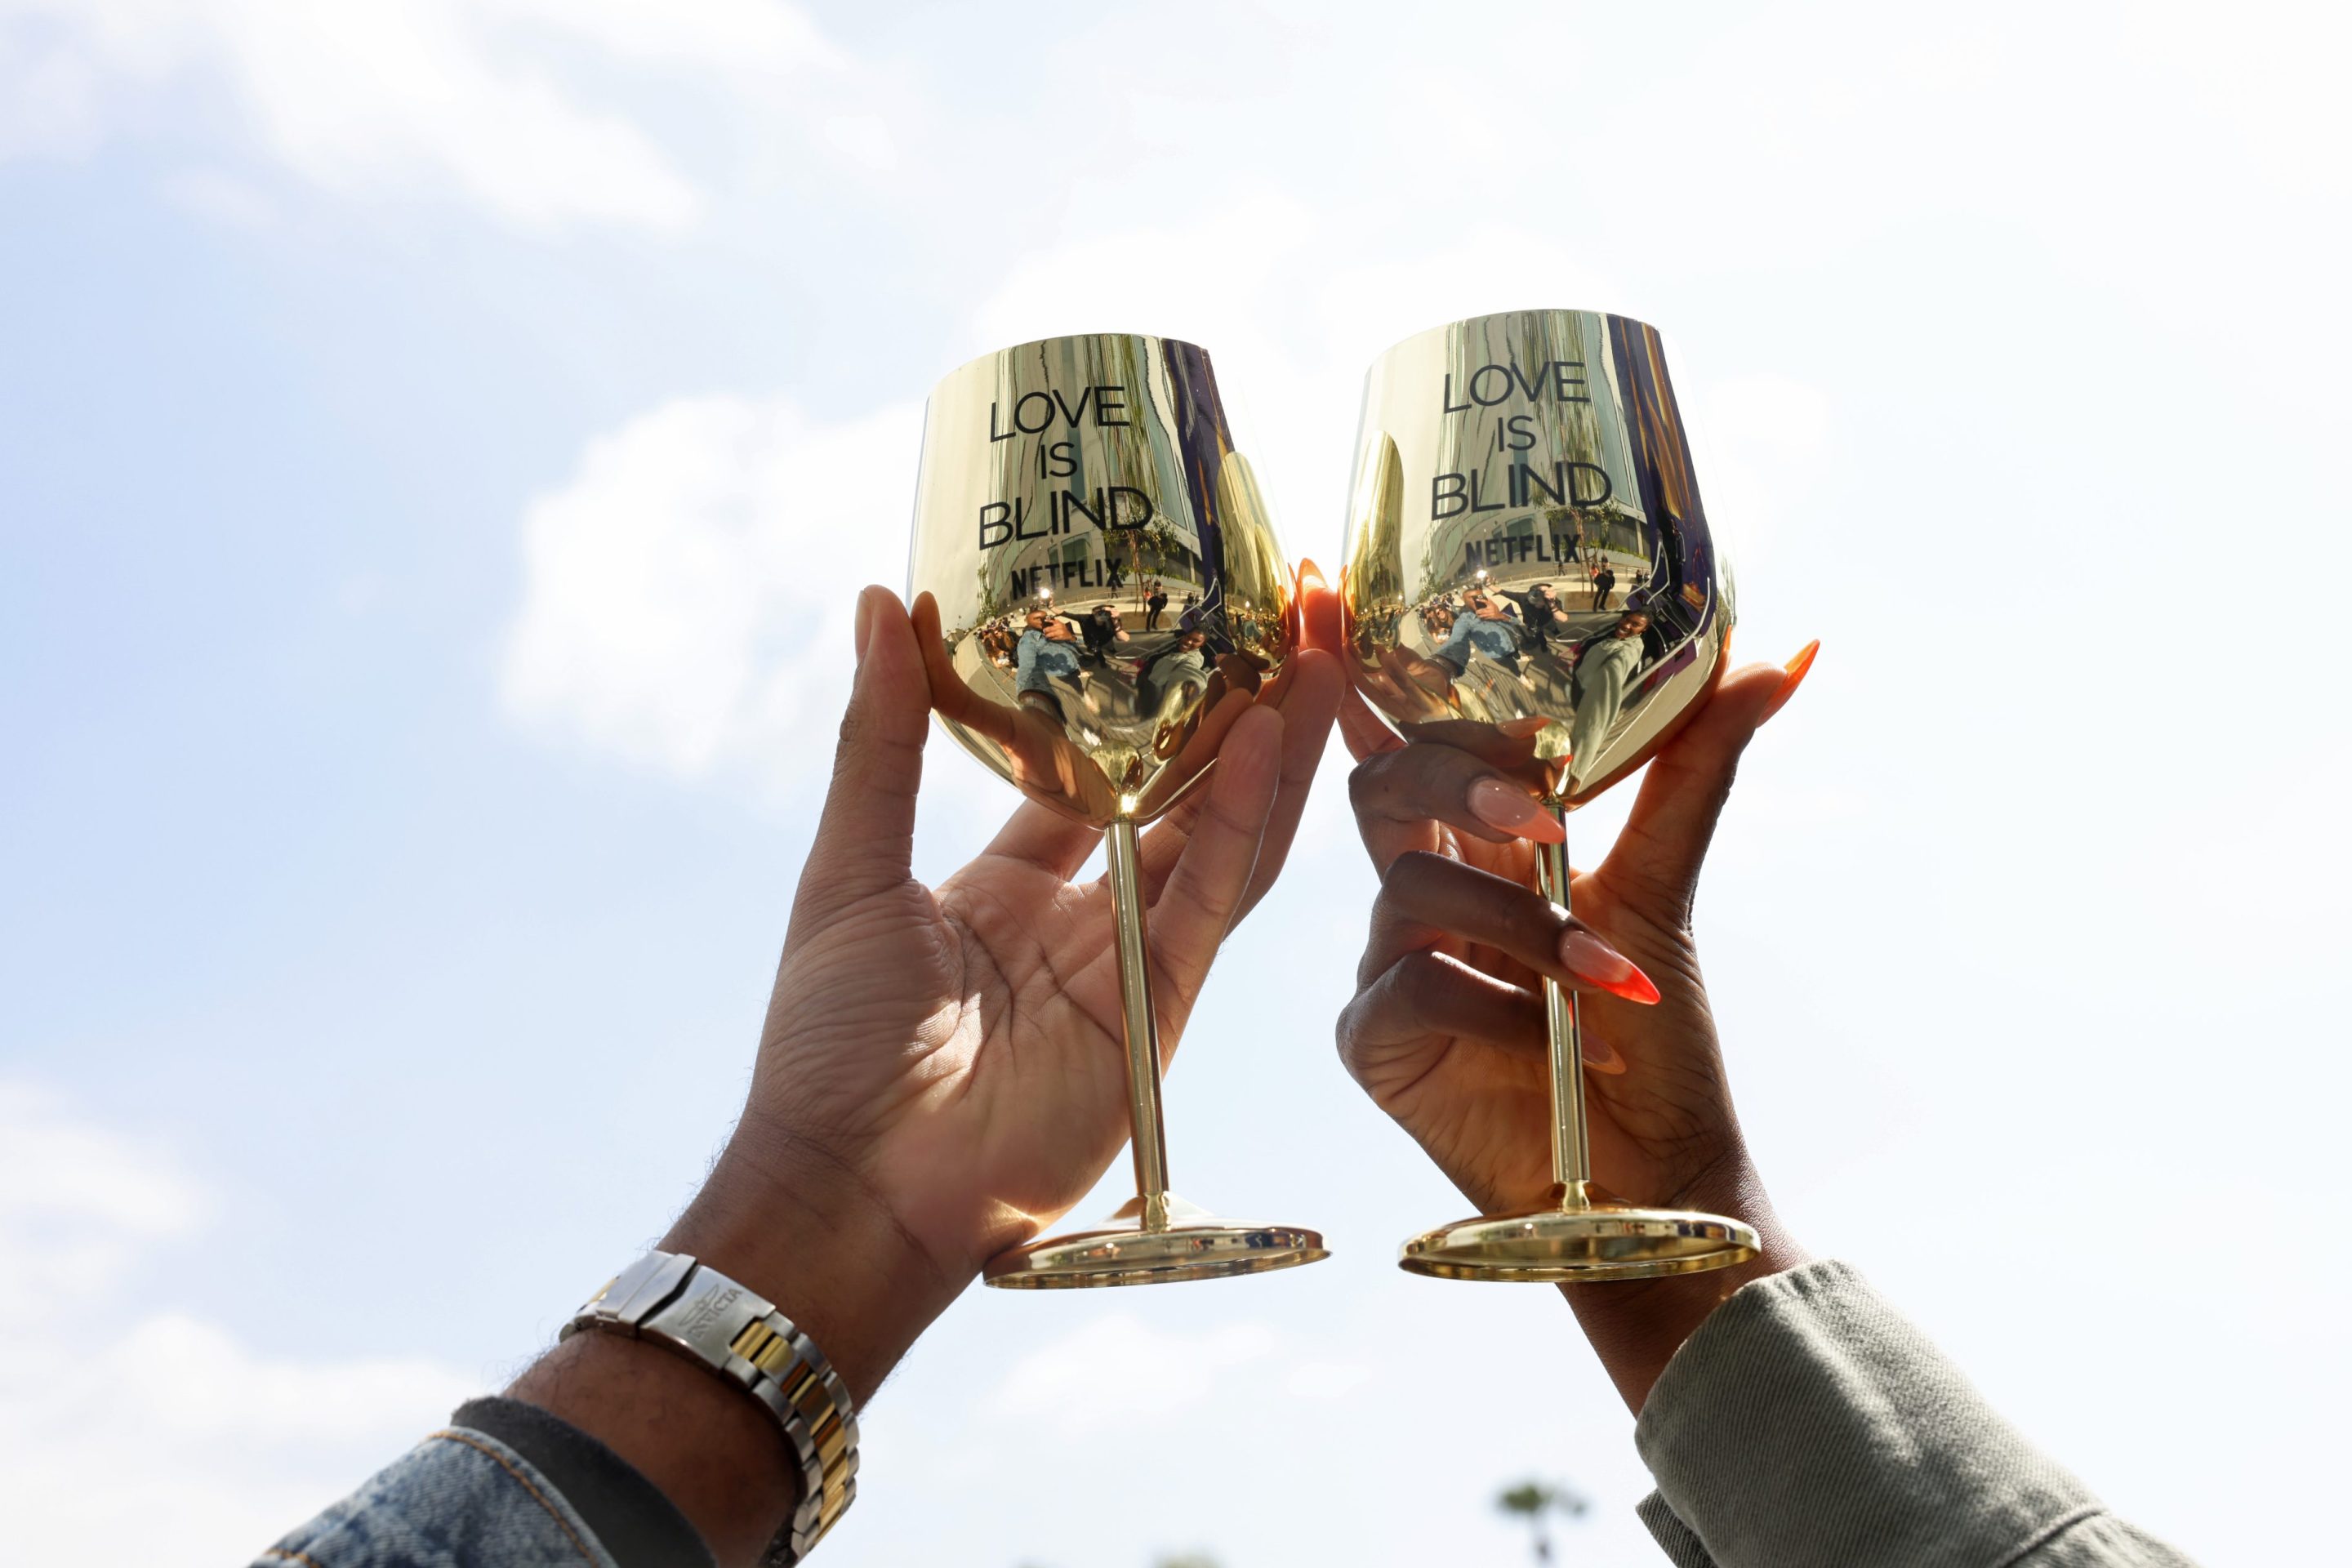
[563,1251,858,1566]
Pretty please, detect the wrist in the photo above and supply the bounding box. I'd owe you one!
[663,1120,964,1405]
[508,1134,960,1568]
[1559,1156,1809,1413]
[515,1325,800,1568]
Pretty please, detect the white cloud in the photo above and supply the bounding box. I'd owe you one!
[501,394,920,783]
[497,212,1695,794]
[1682,372,1836,568]
[0,1078,201,1310]
[993,1313,1279,1433]
[0,0,847,229]
[494,210,1641,790]
[0,1080,474,1564]
[490,0,840,77]
[216,0,702,231]
[124,1314,473,1441]
[819,111,897,171]
[1283,1357,1375,1401]
[160,163,276,226]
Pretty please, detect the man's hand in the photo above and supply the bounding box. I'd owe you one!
[1333,641,1818,1411]
[515,577,1341,1565]
[681,579,1341,1380]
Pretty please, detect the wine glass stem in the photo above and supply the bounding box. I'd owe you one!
[1536,797,1592,1205]
[1105,817,1172,1227]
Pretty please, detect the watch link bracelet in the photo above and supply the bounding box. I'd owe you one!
[563,1251,859,1566]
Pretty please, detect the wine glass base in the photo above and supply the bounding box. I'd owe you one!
[983,1192,1329,1289]
[1398,1198,1757,1283]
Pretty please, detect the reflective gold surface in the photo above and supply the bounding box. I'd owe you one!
[910,334,1294,828]
[1398,1189,1757,1283]
[1341,310,1755,1282]
[1342,309,1731,803]
[911,334,1325,1288]
[986,1193,1329,1290]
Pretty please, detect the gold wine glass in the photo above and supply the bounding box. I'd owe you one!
[909,332,1325,1288]
[1340,309,1758,1281]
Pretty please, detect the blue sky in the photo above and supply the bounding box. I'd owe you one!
[4,2,2348,1562]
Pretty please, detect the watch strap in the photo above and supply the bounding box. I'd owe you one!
[563,1251,858,1565]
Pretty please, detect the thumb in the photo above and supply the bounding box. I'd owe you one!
[1297,556,1342,657]
[796,586,932,918]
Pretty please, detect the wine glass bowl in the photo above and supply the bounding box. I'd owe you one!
[1339,309,1757,1282]
[908,332,1325,1288]
[1341,310,1734,807]
[910,336,1296,831]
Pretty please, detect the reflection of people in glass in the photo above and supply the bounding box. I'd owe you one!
[977,618,1016,668]
[1015,608,1083,721]
[1139,628,1212,742]
[1593,561,1617,611]
[1145,579,1169,630]
[1436,593,1525,675]
[1506,582,1574,644]
[1080,603,1129,664]
[1567,609,1650,786]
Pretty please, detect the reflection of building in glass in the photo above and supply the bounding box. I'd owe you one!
[1591,315,1720,717]
[957,335,1216,620]
[1331,310,1734,804]
[1414,311,1652,598]
[908,331,1308,827]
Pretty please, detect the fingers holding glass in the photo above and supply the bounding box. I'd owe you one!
[1337,309,1754,1282]
[1359,852,1660,1004]
[907,333,1325,1287]
[1348,742,1571,873]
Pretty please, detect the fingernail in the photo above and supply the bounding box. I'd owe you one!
[1298,556,1327,590]
[1560,929,1662,1004]
[853,588,875,666]
[1763,639,1819,721]
[1468,777,1566,842]
[1581,1035,1628,1075]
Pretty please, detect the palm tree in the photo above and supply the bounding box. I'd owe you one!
[1496,1478,1590,1564]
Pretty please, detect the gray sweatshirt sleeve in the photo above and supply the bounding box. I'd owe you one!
[1632,1260,2194,1568]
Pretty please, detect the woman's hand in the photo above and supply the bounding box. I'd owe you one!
[673,578,1344,1400]
[1333,641,1818,1410]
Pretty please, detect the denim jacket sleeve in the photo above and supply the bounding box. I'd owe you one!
[1632,1261,2197,1568]
[252,1397,715,1568]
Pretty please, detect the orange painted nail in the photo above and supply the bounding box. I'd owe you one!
[1559,929,1662,1004]
[1763,639,1820,721]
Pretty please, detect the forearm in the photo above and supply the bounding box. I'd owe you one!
[1561,1153,1811,1413]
